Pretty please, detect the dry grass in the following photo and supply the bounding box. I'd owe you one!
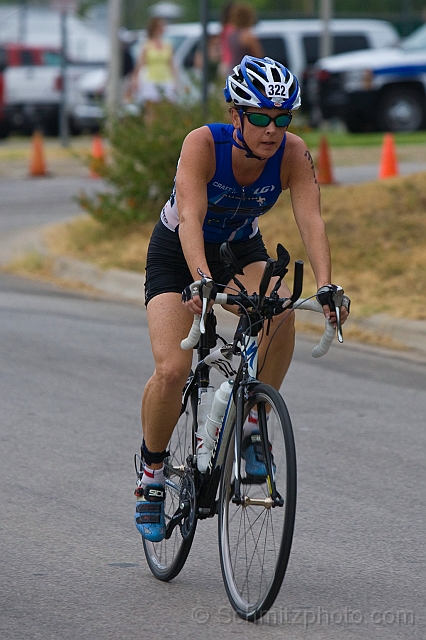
[44,215,153,272]
[260,172,426,320]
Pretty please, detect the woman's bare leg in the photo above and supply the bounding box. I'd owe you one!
[141,292,194,468]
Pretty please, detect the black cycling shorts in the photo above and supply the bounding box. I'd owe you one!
[144,221,270,306]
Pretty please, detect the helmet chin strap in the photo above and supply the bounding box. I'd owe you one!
[222,109,265,161]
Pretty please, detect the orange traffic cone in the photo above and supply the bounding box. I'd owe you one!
[378,133,399,179]
[316,136,335,185]
[90,134,105,179]
[29,130,47,177]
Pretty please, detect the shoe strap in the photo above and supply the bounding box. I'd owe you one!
[134,484,165,501]
[135,501,162,524]
[143,485,165,502]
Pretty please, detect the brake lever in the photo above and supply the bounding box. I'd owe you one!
[333,286,344,343]
[200,279,214,334]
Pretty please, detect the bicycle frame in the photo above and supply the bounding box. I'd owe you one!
[176,305,281,525]
[167,250,344,534]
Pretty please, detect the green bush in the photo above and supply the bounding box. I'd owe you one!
[79,98,228,227]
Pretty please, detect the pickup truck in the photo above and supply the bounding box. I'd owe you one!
[307,22,426,132]
[0,43,104,137]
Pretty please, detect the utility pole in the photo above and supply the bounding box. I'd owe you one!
[18,0,28,42]
[59,9,70,146]
[52,0,77,147]
[106,0,122,127]
[200,0,209,121]
[319,0,333,59]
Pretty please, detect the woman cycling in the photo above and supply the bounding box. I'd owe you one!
[134,56,350,543]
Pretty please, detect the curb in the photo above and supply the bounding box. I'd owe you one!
[53,256,145,301]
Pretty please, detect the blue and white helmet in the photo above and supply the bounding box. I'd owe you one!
[224,56,301,110]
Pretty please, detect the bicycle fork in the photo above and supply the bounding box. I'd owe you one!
[232,382,284,508]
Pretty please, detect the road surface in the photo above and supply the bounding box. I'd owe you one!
[0,273,424,639]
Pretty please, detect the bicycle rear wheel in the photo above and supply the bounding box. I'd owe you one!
[143,388,198,581]
[218,383,297,621]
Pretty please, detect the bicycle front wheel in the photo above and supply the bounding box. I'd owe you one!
[218,383,297,621]
[143,389,198,581]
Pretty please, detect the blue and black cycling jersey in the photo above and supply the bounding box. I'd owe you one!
[160,123,285,243]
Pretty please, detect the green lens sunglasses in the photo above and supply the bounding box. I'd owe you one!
[243,111,292,128]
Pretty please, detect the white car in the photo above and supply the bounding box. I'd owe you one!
[309,22,426,132]
[167,19,398,105]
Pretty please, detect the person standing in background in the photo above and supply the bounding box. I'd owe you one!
[219,2,236,76]
[228,3,264,70]
[120,30,136,103]
[132,17,176,113]
[194,33,222,84]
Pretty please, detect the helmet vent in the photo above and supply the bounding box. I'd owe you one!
[271,68,281,83]
[234,85,252,101]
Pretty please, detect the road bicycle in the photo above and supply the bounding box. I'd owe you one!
[136,242,344,621]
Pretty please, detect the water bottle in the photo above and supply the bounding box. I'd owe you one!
[196,380,233,472]
[197,386,214,430]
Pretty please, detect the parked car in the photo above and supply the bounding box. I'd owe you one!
[0,42,105,137]
[307,22,426,132]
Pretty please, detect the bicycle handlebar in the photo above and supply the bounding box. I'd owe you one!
[293,298,336,358]
[180,292,336,357]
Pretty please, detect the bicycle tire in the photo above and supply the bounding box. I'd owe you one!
[218,383,297,621]
[143,388,198,581]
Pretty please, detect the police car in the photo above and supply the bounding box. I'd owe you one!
[309,22,426,132]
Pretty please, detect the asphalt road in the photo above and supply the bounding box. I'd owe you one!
[0,176,107,264]
[334,161,426,184]
[0,177,104,232]
[0,273,425,640]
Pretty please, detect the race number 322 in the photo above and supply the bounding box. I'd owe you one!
[267,84,286,96]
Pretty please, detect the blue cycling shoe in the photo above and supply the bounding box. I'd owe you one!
[242,431,276,482]
[134,483,166,543]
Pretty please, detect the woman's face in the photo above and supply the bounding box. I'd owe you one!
[153,20,165,38]
[231,107,289,159]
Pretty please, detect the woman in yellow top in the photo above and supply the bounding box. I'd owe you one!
[133,17,176,105]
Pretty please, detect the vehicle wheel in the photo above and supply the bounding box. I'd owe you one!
[377,86,425,132]
[0,120,9,139]
[345,111,372,133]
[142,387,198,581]
[68,118,83,136]
[218,383,297,621]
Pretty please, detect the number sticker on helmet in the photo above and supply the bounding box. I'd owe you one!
[267,84,286,97]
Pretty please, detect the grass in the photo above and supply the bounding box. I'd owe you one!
[297,129,426,149]
[44,216,152,272]
[260,172,426,320]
